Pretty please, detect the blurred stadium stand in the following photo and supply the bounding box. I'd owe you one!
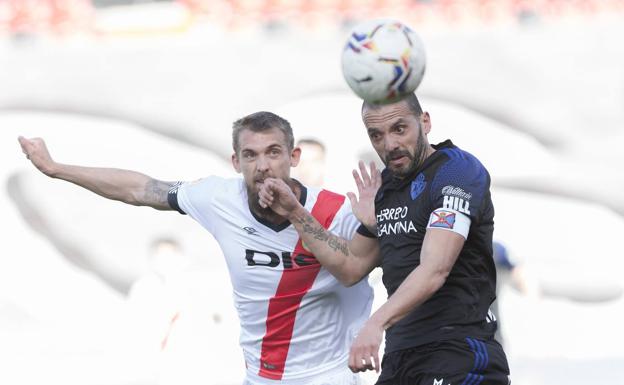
[2,0,624,37]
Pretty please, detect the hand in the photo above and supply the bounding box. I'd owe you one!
[258,178,301,218]
[348,319,383,373]
[347,161,381,233]
[18,136,57,176]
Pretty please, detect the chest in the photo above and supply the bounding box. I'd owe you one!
[210,205,335,297]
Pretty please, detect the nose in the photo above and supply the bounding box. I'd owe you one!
[256,154,270,173]
[383,135,400,154]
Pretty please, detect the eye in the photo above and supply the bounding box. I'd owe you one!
[242,151,255,160]
[369,132,382,142]
[394,125,406,134]
[269,148,281,156]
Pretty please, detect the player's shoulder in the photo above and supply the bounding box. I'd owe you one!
[305,186,348,206]
[431,140,489,184]
[436,141,486,173]
[182,175,242,193]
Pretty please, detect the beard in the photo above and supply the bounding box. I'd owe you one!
[385,129,429,178]
[247,185,274,217]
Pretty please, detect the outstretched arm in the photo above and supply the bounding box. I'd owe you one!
[259,162,382,286]
[18,136,176,210]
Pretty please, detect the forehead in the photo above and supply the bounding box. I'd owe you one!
[362,101,415,129]
[238,127,288,151]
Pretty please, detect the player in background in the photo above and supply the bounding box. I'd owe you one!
[18,111,373,385]
[291,138,326,188]
[258,94,511,385]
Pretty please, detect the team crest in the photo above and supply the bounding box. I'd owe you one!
[410,173,426,200]
[430,210,456,229]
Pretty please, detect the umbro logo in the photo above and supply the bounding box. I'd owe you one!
[243,226,260,236]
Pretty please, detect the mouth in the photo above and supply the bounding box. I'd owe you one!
[388,155,409,167]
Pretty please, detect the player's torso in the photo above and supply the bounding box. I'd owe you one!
[375,143,498,351]
[375,165,436,296]
[198,179,372,380]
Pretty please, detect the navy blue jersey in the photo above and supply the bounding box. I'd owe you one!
[358,140,498,352]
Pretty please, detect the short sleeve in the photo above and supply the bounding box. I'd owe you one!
[356,224,377,238]
[429,148,490,222]
[169,176,223,235]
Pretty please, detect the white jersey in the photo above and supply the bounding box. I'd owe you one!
[168,176,373,382]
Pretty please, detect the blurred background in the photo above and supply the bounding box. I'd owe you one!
[1,0,624,384]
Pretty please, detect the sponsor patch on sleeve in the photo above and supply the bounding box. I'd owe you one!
[427,208,470,239]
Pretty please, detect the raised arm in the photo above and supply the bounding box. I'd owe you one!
[259,162,382,286]
[18,136,176,210]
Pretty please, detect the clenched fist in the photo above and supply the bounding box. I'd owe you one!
[18,136,57,176]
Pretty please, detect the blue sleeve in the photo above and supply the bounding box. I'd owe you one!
[493,241,516,270]
[429,147,490,221]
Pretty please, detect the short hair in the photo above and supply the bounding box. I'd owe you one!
[361,92,423,117]
[232,111,295,154]
[296,138,326,153]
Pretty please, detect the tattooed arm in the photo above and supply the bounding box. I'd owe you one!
[259,178,380,286]
[18,136,177,210]
[289,208,380,286]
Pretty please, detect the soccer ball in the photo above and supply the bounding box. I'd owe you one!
[341,19,426,104]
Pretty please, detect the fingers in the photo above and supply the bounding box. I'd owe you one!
[258,187,273,208]
[258,180,275,208]
[373,351,380,373]
[346,192,357,207]
[348,350,377,373]
[352,168,364,193]
[17,136,30,154]
[358,160,371,186]
[369,161,382,189]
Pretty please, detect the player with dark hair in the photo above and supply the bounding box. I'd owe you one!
[259,94,511,385]
[18,111,373,385]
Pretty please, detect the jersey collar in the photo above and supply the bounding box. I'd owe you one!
[380,139,455,191]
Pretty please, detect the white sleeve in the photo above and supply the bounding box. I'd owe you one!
[169,176,222,234]
[327,199,361,241]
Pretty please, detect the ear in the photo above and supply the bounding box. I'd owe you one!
[290,146,302,168]
[421,112,432,135]
[231,153,241,173]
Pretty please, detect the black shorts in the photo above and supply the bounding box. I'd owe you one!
[376,337,510,385]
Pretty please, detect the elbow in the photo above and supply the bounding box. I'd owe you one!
[338,270,367,288]
[428,269,450,294]
[125,189,143,206]
[340,276,360,288]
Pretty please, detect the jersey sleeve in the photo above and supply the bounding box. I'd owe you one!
[428,149,490,238]
[167,176,222,234]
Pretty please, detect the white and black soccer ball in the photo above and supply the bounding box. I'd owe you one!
[341,19,426,104]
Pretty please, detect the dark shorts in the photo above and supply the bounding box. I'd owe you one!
[376,337,510,385]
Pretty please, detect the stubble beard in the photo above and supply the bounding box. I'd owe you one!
[247,185,274,218]
[389,129,430,178]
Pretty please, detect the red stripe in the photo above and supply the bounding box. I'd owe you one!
[258,190,346,379]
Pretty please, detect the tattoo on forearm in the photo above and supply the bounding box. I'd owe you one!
[295,214,349,256]
[144,179,172,206]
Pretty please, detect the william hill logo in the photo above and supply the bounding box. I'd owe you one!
[443,195,470,215]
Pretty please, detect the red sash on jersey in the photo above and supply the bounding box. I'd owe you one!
[258,190,346,380]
